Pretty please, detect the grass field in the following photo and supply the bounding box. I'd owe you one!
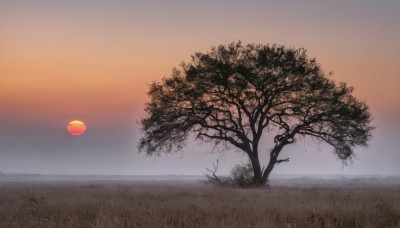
[0,182,399,227]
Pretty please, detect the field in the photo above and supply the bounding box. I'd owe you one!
[1,180,400,228]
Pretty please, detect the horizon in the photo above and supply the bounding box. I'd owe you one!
[2,172,400,177]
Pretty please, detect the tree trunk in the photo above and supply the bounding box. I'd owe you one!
[249,141,289,186]
[262,144,285,185]
[262,159,276,185]
[249,155,263,186]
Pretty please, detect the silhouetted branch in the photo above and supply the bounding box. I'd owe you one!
[205,159,222,183]
[204,158,232,185]
[275,157,290,164]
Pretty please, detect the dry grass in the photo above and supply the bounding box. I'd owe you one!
[0,182,399,228]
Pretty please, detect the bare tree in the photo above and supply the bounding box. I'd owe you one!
[204,158,231,186]
[138,42,374,186]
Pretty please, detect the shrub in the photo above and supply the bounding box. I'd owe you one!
[231,162,254,188]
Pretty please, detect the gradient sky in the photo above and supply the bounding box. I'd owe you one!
[1,0,399,175]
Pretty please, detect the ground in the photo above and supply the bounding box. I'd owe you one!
[0,181,399,227]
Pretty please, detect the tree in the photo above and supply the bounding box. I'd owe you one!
[138,42,374,186]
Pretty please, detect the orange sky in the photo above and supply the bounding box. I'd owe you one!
[1,1,399,175]
[1,2,399,123]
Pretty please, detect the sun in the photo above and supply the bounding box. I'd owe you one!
[67,120,87,136]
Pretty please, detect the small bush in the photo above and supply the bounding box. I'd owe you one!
[205,161,256,187]
[231,162,254,188]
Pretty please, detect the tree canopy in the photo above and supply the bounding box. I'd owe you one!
[138,42,374,185]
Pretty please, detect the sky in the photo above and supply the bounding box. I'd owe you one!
[1,0,399,176]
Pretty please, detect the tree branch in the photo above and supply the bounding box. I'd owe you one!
[275,157,290,164]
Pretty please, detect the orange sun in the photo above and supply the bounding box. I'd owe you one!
[67,120,87,136]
